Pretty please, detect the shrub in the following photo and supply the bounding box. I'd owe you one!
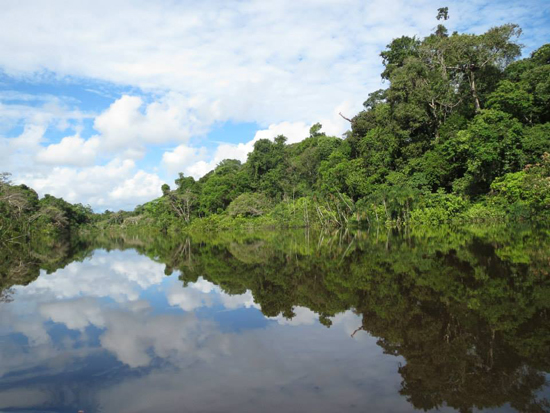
[227,193,271,217]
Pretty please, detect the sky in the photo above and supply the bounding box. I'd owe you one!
[1,0,549,211]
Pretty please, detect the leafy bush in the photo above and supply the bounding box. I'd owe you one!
[490,152,550,217]
[227,193,271,217]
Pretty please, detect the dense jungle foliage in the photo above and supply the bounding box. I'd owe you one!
[118,16,550,231]
[1,225,549,411]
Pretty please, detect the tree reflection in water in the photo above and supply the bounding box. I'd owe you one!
[1,224,549,412]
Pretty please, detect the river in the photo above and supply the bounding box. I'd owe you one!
[0,225,548,412]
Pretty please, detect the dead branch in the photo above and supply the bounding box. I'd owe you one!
[339,112,352,123]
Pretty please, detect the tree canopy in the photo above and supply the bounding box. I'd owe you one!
[133,17,548,231]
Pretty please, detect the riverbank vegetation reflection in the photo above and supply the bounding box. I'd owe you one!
[0,225,548,412]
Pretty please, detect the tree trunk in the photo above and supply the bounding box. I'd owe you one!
[468,70,481,113]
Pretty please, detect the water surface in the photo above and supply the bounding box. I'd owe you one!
[0,226,549,412]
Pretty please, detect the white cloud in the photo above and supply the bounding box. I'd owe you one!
[185,160,218,180]
[189,278,217,294]
[252,121,312,145]
[16,159,164,210]
[178,118,345,179]
[11,318,51,346]
[166,283,214,312]
[2,0,544,124]
[40,297,106,331]
[0,125,47,175]
[0,248,412,413]
[109,170,164,203]
[99,311,205,368]
[219,290,259,310]
[170,121,312,179]
[162,144,207,175]
[0,96,89,134]
[0,5,461,109]
[94,94,211,156]
[36,135,100,166]
[9,124,46,151]
[166,277,260,312]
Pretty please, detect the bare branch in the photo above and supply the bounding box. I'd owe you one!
[339,112,352,123]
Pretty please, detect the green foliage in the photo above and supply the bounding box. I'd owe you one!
[522,123,550,163]
[409,190,469,224]
[380,36,420,80]
[100,16,550,231]
[456,109,525,196]
[4,218,550,412]
[490,152,550,217]
[227,192,271,217]
[0,176,94,242]
[198,159,248,214]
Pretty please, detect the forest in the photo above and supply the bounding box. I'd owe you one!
[118,17,550,232]
[1,14,549,238]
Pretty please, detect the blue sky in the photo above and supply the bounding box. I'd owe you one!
[1,0,549,211]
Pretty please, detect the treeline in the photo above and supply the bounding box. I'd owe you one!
[0,172,94,243]
[128,16,549,231]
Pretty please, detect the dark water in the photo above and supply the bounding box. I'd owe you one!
[0,225,549,413]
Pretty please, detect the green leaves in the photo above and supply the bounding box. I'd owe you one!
[227,193,271,218]
[455,109,525,196]
[491,152,550,215]
[106,23,548,230]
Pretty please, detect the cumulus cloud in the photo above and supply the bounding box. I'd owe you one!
[11,318,51,346]
[2,0,545,125]
[252,121,312,145]
[166,283,214,312]
[0,93,89,134]
[162,144,207,175]
[99,310,225,368]
[36,135,100,166]
[16,159,164,210]
[175,118,351,179]
[40,297,107,331]
[9,124,46,151]
[0,247,406,413]
[1,125,48,175]
[166,277,261,312]
[94,94,211,156]
[219,290,259,310]
[109,170,165,203]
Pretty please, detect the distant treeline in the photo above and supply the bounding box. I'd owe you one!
[0,172,94,243]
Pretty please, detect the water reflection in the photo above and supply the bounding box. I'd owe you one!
[0,225,548,412]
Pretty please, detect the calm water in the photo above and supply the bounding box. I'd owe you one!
[0,226,549,413]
